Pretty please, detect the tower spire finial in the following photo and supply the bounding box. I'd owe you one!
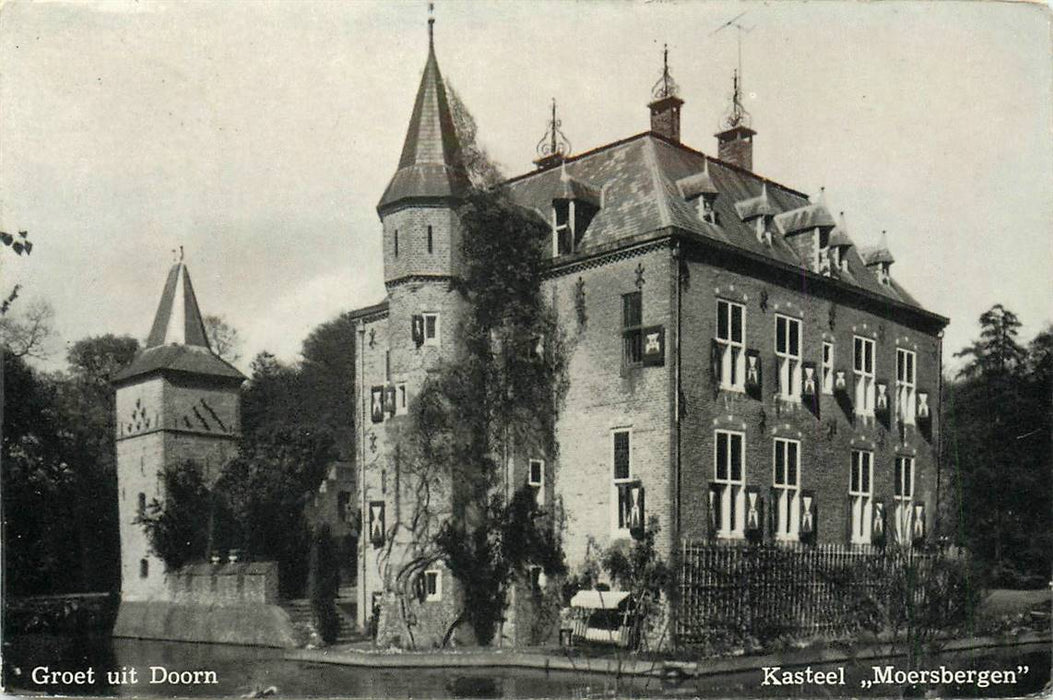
[534,98,571,169]
[428,2,435,49]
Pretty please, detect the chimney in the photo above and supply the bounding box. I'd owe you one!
[716,125,756,171]
[715,70,756,170]
[648,44,683,143]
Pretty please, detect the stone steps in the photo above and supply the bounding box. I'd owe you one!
[281,598,363,645]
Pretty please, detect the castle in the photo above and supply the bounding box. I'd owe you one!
[350,20,947,645]
[111,17,947,649]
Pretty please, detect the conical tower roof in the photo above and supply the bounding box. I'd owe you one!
[377,21,469,214]
[113,261,244,386]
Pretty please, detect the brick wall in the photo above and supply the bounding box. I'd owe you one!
[542,245,676,567]
[679,255,940,547]
[382,205,462,283]
[116,374,241,602]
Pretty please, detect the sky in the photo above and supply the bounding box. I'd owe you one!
[1,0,1050,375]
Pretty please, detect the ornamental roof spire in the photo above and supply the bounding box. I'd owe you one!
[146,253,210,349]
[377,9,469,214]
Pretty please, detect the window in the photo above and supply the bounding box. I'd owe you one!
[775,315,802,401]
[714,431,745,538]
[853,336,876,415]
[850,450,873,545]
[424,570,441,602]
[528,458,545,506]
[773,439,801,540]
[385,350,391,381]
[338,491,351,522]
[395,383,408,416]
[816,228,831,275]
[821,342,834,394]
[427,225,433,254]
[139,558,149,579]
[528,565,543,594]
[894,456,915,545]
[394,229,399,257]
[896,349,916,426]
[716,300,745,391]
[553,200,572,255]
[622,292,643,366]
[137,492,146,517]
[422,313,439,347]
[612,429,633,533]
[699,195,718,225]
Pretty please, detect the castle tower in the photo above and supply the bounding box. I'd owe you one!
[356,16,470,636]
[112,259,245,601]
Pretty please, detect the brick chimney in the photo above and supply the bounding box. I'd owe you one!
[716,125,756,171]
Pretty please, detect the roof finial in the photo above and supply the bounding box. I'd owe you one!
[428,2,435,50]
[535,97,571,168]
[179,245,184,263]
[651,43,680,100]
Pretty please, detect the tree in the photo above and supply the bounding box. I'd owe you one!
[1,229,32,315]
[446,81,504,189]
[954,303,1027,379]
[943,306,1051,586]
[0,298,55,358]
[299,312,357,460]
[203,314,242,365]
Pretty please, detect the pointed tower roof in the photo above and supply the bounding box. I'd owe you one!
[113,260,244,386]
[377,19,469,214]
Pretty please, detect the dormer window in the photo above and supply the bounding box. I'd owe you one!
[816,227,832,276]
[554,200,572,255]
[877,263,891,286]
[754,217,773,246]
[699,194,719,225]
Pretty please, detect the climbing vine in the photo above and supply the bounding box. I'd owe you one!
[385,189,571,646]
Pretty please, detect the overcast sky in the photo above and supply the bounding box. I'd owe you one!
[2,0,1050,374]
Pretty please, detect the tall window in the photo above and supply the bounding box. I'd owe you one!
[137,492,146,517]
[894,456,915,545]
[528,458,545,507]
[716,300,745,391]
[622,292,643,366]
[853,336,876,415]
[553,200,572,255]
[896,349,916,425]
[424,570,442,602]
[427,225,434,254]
[139,558,149,579]
[394,229,399,257]
[772,439,801,540]
[775,315,802,401]
[822,342,834,394]
[395,383,408,416]
[714,430,745,538]
[850,450,873,545]
[422,313,440,347]
[612,429,633,534]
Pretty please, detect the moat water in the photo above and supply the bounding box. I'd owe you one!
[3,633,1049,698]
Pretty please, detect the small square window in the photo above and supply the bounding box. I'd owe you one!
[424,570,441,602]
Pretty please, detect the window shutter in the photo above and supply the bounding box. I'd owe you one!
[628,482,645,540]
[369,500,386,549]
[709,339,721,395]
[745,486,763,543]
[385,384,397,417]
[875,381,891,427]
[917,392,932,439]
[845,495,854,546]
[415,573,427,603]
[768,486,779,540]
[802,361,820,417]
[800,490,816,545]
[745,349,762,400]
[412,315,424,347]
[707,483,721,539]
[912,502,926,546]
[641,326,665,367]
[371,386,385,424]
[872,501,886,546]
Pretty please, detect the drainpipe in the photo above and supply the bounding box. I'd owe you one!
[357,323,368,633]
[672,239,683,646]
[935,328,944,539]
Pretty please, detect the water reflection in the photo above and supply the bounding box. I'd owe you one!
[3,634,1049,698]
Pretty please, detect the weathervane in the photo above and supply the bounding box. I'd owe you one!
[651,43,680,101]
[428,2,435,47]
[712,11,755,130]
[536,98,571,160]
